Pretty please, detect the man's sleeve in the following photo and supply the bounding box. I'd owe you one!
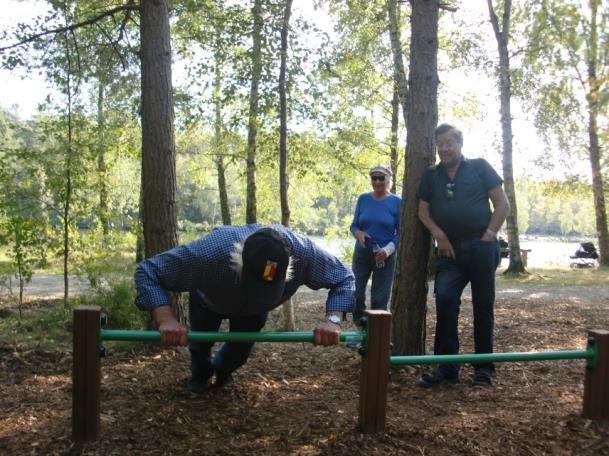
[478,159,503,190]
[134,243,203,312]
[300,238,355,313]
[417,168,433,202]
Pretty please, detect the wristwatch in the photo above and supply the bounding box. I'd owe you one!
[325,315,342,326]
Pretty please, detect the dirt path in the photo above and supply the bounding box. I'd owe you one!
[8,273,609,306]
[1,274,91,300]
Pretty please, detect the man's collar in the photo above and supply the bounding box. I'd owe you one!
[436,155,466,172]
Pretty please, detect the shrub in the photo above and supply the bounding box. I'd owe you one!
[76,280,146,329]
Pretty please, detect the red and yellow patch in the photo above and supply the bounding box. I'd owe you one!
[262,260,278,282]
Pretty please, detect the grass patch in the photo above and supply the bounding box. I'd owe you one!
[0,298,74,350]
[497,266,608,286]
[0,280,148,352]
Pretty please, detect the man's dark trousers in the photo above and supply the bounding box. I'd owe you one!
[433,238,500,377]
[189,291,268,382]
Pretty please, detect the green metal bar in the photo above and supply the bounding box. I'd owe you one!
[101,329,365,343]
[390,347,596,366]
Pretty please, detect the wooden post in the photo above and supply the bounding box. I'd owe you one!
[72,306,102,442]
[358,310,392,433]
[583,329,609,420]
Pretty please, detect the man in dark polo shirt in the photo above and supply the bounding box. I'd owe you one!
[417,123,510,387]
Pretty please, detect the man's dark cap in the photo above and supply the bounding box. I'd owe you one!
[242,228,290,308]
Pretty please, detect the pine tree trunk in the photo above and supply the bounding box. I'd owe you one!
[140,0,183,322]
[390,0,439,355]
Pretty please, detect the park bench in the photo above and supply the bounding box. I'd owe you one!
[501,247,532,267]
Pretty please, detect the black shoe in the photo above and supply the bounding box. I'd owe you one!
[472,370,492,387]
[187,377,212,394]
[213,373,234,389]
[417,369,459,388]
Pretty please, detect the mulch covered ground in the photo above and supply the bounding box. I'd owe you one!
[1,284,609,455]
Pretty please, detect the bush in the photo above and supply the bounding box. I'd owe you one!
[76,280,146,329]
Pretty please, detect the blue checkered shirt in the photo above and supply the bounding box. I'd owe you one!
[134,224,355,315]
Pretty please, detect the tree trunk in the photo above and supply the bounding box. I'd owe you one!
[279,0,295,331]
[279,0,292,228]
[390,0,439,356]
[585,0,609,267]
[97,68,110,236]
[140,0,183,322]
[390,79,399,193]
[487,0,526,274]
[213,52,231,226]
[246,0,263,224]
[387,0,409,126]
[63,30,73,307]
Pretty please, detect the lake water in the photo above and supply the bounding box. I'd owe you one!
[310,236,595,269]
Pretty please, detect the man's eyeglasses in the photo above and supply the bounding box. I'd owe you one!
[446,182,455,199]
[371,175,386,182]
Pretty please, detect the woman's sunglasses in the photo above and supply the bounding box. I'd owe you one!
[371,175,386,181]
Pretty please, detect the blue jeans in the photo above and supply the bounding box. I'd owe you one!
[351,242,397,324]
[188,291,268,382]
[433,238,500,377]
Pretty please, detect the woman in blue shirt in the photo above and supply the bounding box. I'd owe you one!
[349,165,401,324]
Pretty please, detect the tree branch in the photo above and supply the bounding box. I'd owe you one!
[0,4,139,53]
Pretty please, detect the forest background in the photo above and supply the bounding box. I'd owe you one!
[0,0,606,327]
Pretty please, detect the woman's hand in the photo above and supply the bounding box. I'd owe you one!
[354,230,370,248]
[374,249,388,263]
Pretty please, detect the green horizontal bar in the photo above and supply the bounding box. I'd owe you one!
[390,348,595,366]
[101,329,365,343]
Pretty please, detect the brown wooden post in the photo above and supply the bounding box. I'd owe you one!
[583,329,609,420]
[72,306,102,442]
[358,310,392,433]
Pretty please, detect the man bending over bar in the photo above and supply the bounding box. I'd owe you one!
[134,224,355,394]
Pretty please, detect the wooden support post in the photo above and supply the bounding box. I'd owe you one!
[358,310,391,433]
[583,329,609,420]
[72,306,102,442]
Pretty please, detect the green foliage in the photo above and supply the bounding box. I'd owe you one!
[75,280,146,330]
[71,227,137,288]
[519,0,608,165]
[516,177,596,236]
[0,115,50,298]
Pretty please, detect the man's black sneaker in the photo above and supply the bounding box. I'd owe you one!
[417,369,459,388]
[472,370,493,387]
[187,377,212,394]
[213,373,234,389]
